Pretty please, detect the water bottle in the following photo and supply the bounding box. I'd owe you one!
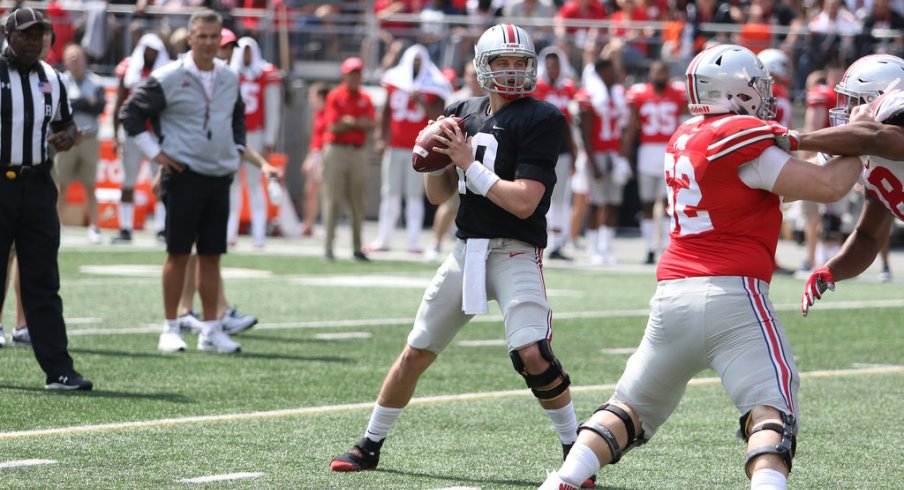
[267,176,282,206]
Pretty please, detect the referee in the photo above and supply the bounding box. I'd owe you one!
[0,8,92,390]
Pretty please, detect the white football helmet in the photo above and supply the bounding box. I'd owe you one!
[829,54,904,126]
[758,48,790,79]
[473,24,537,98]
[685,44,775,120]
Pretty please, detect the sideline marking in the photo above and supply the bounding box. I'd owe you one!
[0,459,56,468]
[179,472,264,483]
[458,339,507,347]
[65,298,904,337]
[313,332,372,340]
[78,265,271,279]
[1,365,900,441]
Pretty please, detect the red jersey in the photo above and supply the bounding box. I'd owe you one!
[533,78,578,122]
[658,114,783,283]
[239,64,283,132]
[626,83,686,144]
[772,83,792,128]
[309,108,327,151]
[576,87,626,152]
[610,9,650,56]
[806,84,836,129]
[384,84,439,149]
[557,0,606,33]
[323,84,376,146]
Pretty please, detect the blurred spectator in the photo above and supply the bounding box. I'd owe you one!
[857,0,904,57]
[169,27,189,58]
[302,82,330,237]
[556,0,606,56]
[504,0,557,48]
[808,0,861,69]
[420,0,464,62]
[44,1,73,66]
[609,0,651,60]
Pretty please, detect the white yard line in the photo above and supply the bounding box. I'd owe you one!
[65,299,904,336]
[0,459,56,468]
[0,365,900,441]
[178,472,264,483]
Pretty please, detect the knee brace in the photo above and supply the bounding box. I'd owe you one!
[739,410,796,477]
[577,403,646,464]
[509,339,571,401]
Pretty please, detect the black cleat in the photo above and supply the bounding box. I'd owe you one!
[330,438,382,472]
[111,229,133,244]
[644,251,655,265]
[548,249,573,261]
[353,251,371,262]
[45,372,93,391]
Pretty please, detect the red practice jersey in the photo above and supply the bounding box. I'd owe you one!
[384,84,440,149]
[533,78,578,122]
[658,114,783,283]
[309,108,327,152]
[806,84,836,129]
[239,64,283,132]
[626,82,686,144]
[772,83,792,128]
[576,88,626,152]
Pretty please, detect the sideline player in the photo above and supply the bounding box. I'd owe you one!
[793,55,904,315]
[542,44,865,490]
[331,24,594,487]
[622,60,686,264]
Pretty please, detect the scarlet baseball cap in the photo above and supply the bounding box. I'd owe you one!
[341,57,364,75]
[5,8,51,33]
[220,28,237,47]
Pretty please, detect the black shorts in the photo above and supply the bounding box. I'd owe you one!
[164,168,232,255]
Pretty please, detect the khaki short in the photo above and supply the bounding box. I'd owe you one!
[407,238,552,354]
[54,135,100,186]
[611,276,800,439]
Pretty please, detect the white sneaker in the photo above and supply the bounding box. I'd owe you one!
[177,311,205,334]
[10,326,30,347]
[0,325,6,348]
[538,470,578,490]
[424,245,441,262]
[198,327,241,353]
[87,226,102,244]
[221,307,257,336]
[158,329,188,353]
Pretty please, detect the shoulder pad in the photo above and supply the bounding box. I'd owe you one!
[705,115,776,162]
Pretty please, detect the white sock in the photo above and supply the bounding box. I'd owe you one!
[155,202,167,232]
[599,226,615,254]
[405,197,424,251]
[119,203,134,231]
[545,401,578,445]
[641,219,654,253]
[364,404,403,442]
[165,319,180,333]
[375,196,401,248]
[750,468,787,490]
[200,320,220,336]
[587,228,599,256]
[558,443,600,487]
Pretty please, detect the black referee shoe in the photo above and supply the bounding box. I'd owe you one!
[111,229,132,244]
[45,373,93,391]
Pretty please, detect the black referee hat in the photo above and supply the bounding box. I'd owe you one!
[4,8,51,34]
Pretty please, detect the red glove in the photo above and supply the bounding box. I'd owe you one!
[767,120,800,152]
[801,266,836,317]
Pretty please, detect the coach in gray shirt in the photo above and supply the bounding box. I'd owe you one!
[119,9,245,355]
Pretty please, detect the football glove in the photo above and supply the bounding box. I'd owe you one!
[767,121,800,153]
[801,266,836,317]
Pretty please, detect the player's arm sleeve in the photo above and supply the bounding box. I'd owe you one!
[263,82,281,148]
[232,85,247,153]
[120,76,167,137]
[737,146,791,190]
[514,109,564,185]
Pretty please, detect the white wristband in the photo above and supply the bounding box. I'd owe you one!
[464,161,500,196]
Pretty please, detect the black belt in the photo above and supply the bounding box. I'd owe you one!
[2,162,51,180]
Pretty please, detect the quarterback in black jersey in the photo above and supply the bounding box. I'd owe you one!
[331,24,593,488]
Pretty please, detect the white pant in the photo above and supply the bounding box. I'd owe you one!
[227,130,267,247]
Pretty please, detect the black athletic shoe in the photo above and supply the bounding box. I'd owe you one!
[111,229,132,244]
[45,373,93,391]
[353,251,371,262]
[563,443,598,488]
[330,438,382,472]
[644,251,655,265]
[548,249,573,261]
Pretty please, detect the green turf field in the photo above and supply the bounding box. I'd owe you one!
[1,239,902,489]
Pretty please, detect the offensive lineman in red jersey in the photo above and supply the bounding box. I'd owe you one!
[533,46,579,261]
[622,60,687,264]
[542,45,864,490]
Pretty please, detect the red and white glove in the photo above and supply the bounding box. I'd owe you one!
[767,121,800,153]
[801,266,836,317]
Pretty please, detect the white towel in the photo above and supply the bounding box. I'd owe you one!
[462,239,490,315]
[381,44,453,101]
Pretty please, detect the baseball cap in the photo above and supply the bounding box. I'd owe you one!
[341,57,364,75]
[5,8,51,34]
[220,28,237,47]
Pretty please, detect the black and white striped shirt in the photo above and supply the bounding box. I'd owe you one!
[0,50,72,166]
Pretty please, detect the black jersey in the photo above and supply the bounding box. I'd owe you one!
[445,96,566,248]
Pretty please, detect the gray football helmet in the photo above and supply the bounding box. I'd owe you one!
[473,24,537,98]
[758,48,790,79]
[685,44,775,120]
[829,54,904,126]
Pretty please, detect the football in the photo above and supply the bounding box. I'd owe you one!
[412,116,466,173]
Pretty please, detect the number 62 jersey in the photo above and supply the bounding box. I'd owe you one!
[657,114,785,283]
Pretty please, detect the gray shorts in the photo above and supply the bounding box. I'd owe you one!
[382,147,424,199]
[589,152,625,206]
[611,276,800,439]
[637,173,667,203]
[408,238,552,354]
[550,152,573,207]
[119,132,145,189]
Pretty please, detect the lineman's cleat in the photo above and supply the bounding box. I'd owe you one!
[330,438,382,472]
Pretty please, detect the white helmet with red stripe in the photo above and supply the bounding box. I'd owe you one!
[473,24,537,99]
[685,44,775,120]
[757,48,790,79]
[829,54,904,127]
